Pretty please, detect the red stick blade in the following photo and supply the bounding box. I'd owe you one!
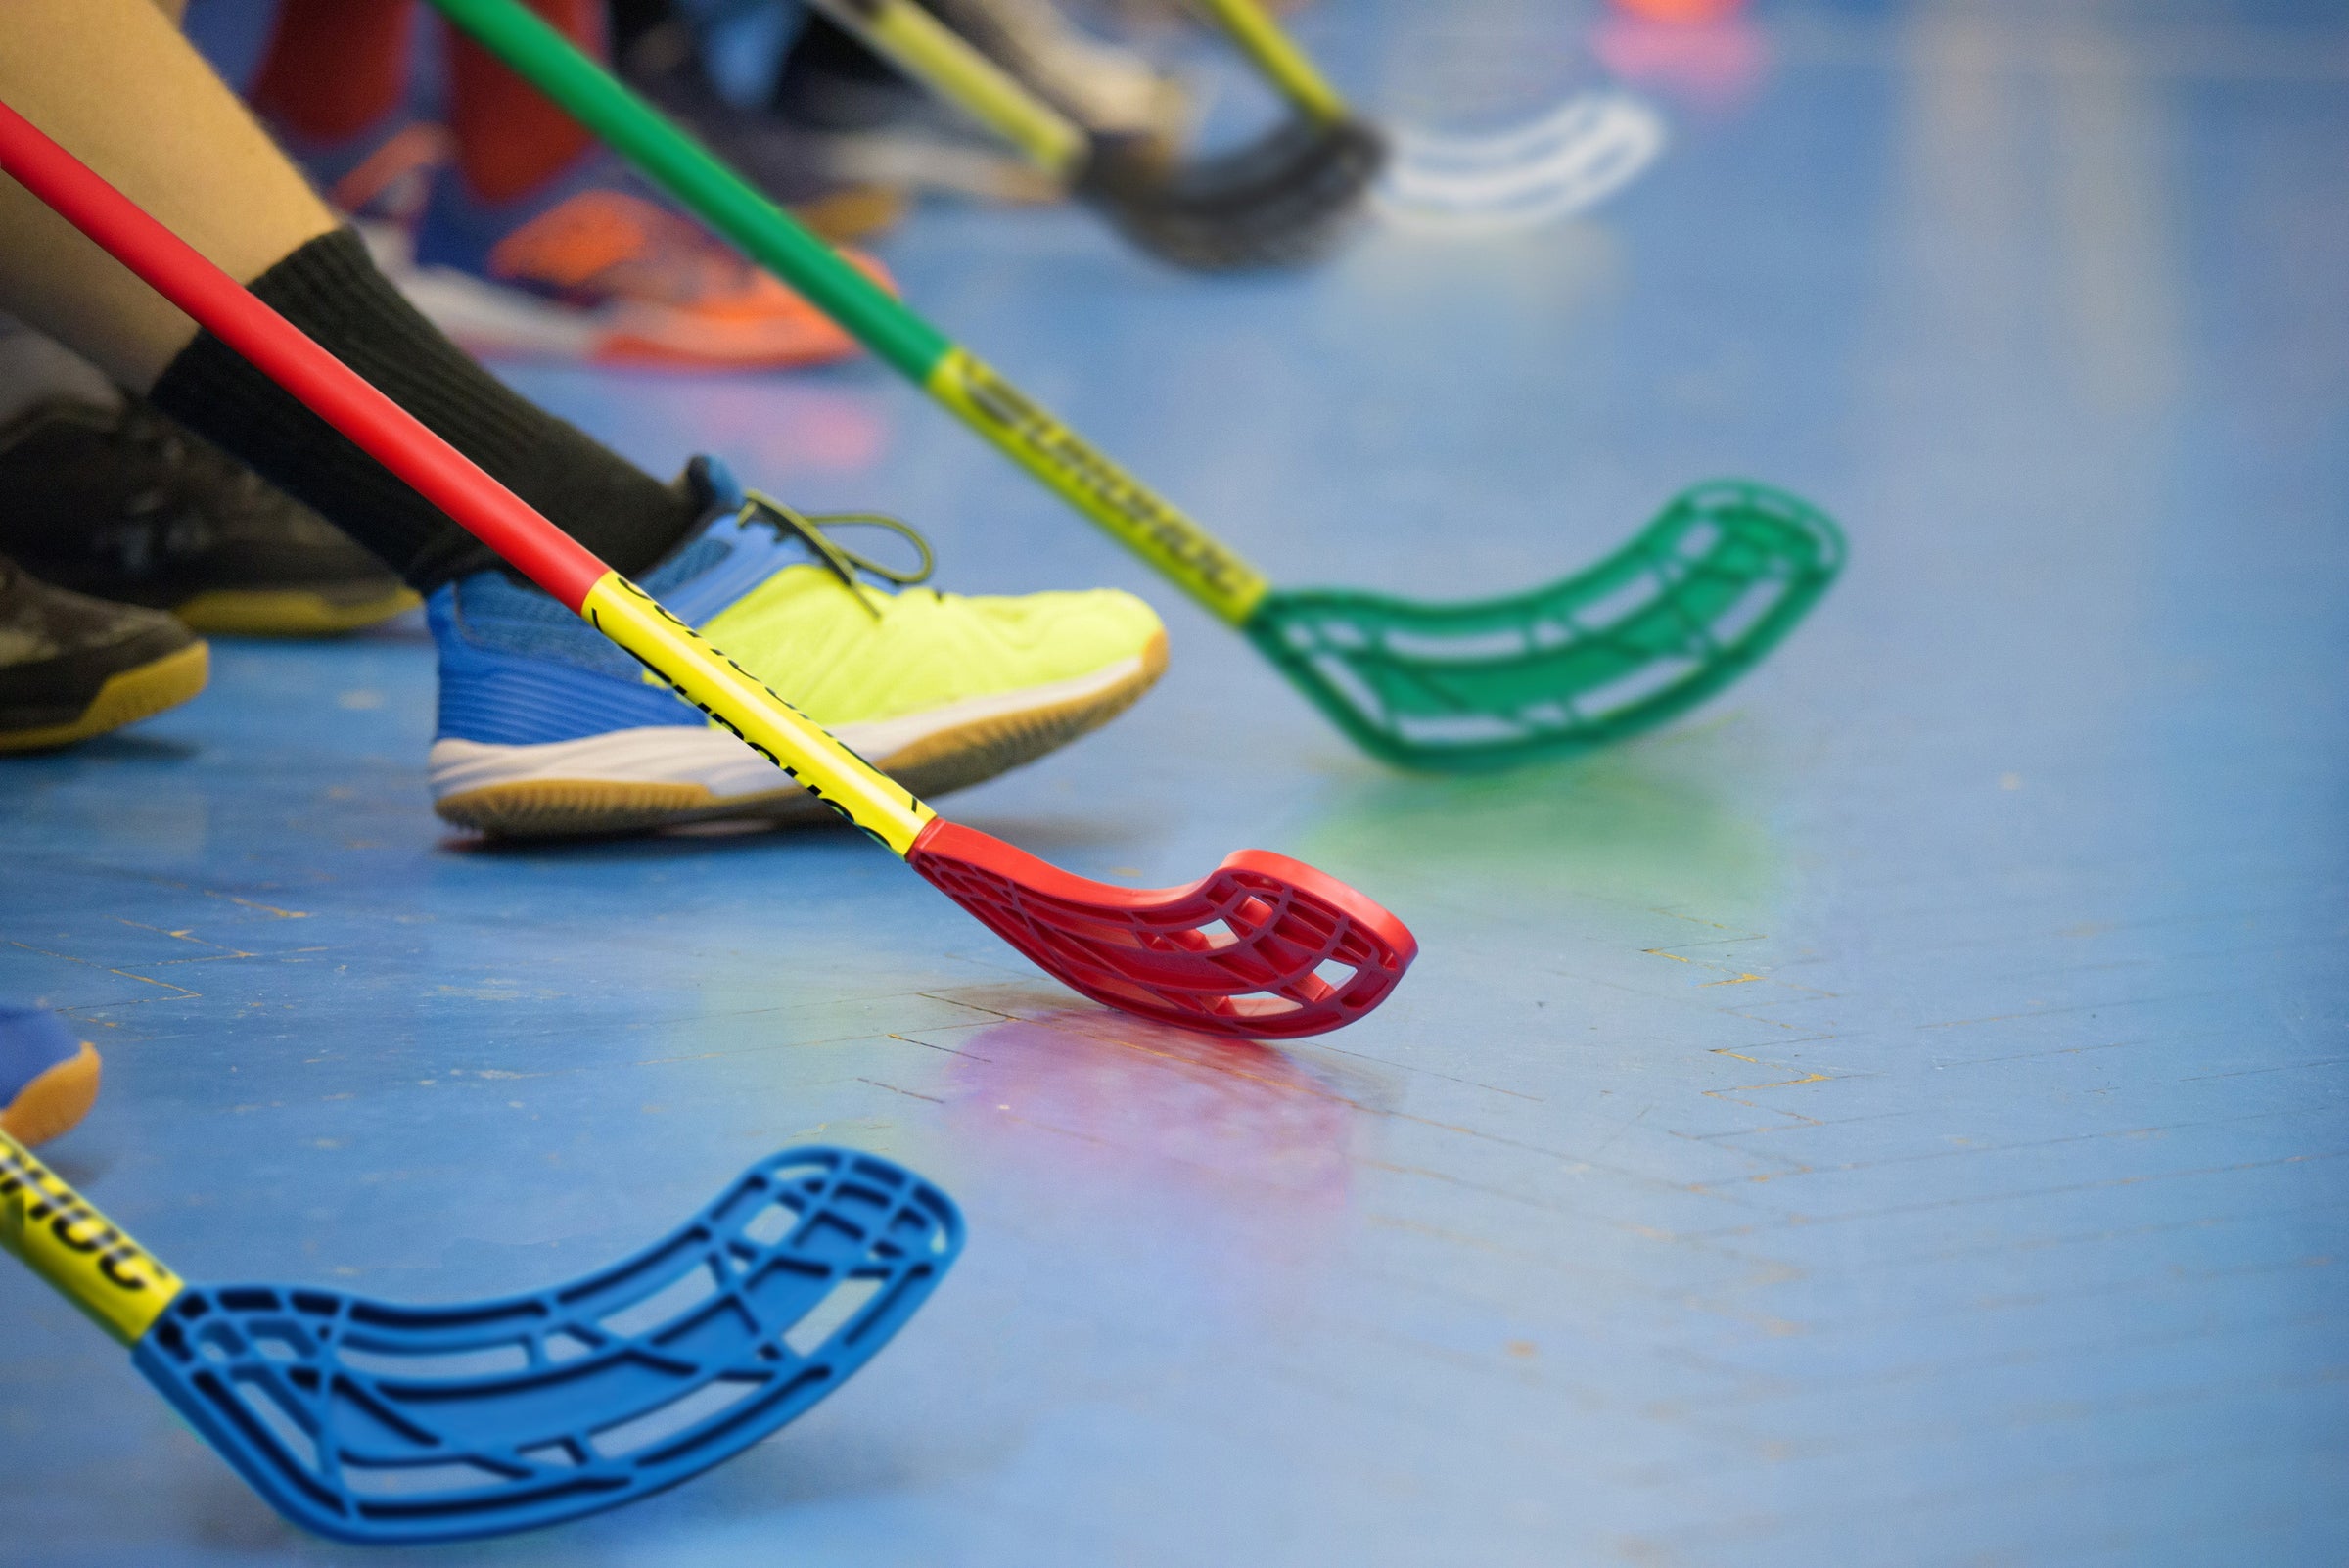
[905,821,1416,1039]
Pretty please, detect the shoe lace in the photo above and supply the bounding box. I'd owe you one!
[738,489,935,619]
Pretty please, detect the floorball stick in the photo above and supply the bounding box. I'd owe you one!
[419,0,1848,773]
[792,0,1384,271]
[0,99,1415,1041]
[0,1131,961,1545]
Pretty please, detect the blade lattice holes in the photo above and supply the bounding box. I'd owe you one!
[230,1370,321,1473]
[596,1262,720,1338]
[781,1276,882,1356]
[907,824,1417,1039]
[338,1343,530,1378]
[590,1375,765,1459]
[1190,918,1242,951]
[1566,657,1705,725]
[740,1200,797,1247]
[344,1459,518,1498]
[131,1148,964,1545]
[1246,481,1847,770]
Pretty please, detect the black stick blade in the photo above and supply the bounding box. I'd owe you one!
[1078,117,1387,271]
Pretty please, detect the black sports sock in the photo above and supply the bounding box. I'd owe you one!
[149,228,700,593]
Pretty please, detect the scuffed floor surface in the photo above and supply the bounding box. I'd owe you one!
[3,1,2344,1563]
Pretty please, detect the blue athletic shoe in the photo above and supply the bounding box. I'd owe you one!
[426,459,1168,838]
[0,1004,101,1147]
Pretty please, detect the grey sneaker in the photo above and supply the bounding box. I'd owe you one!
[0,393,415,637]
[0,554,207,753]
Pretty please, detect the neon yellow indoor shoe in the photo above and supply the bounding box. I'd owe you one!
[427,460,1167,837]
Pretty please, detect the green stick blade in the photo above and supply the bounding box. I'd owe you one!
[1244,482,1845,771]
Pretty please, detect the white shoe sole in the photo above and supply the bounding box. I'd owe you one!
[359,224,848,367]
[353,223,598,361]
[398,264,603,361]
[429,632,1167,838]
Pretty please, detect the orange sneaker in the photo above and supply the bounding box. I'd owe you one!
[402,152,887,371]
[0,1003,101,1147]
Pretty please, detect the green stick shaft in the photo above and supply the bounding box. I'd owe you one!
[424,0,1271,626]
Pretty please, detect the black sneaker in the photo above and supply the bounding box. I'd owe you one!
[0,555,207,753]
[0,393,416,637]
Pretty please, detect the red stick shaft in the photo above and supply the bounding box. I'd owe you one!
[0,99,608,611]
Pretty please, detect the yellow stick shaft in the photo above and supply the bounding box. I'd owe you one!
[0,1130,182,1347]
[807,0,1089,175]
[579,573,938,855]
[1188,0,1350,124]
[926,349,1271,626]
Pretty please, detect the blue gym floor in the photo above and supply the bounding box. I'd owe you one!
[6,2,2346,1562]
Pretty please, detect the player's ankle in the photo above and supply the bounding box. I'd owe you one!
[148,228,699,593]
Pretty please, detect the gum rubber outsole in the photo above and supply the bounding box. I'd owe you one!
[434,630,1168,838]
[0,640,208,754]
[0,1040,102,1146]
[174,586,420,637]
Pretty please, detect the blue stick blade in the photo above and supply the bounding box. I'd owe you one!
[129,1147,963,1545]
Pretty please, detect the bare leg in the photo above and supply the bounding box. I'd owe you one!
[0,0,702,592]
[0,0,337,391]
